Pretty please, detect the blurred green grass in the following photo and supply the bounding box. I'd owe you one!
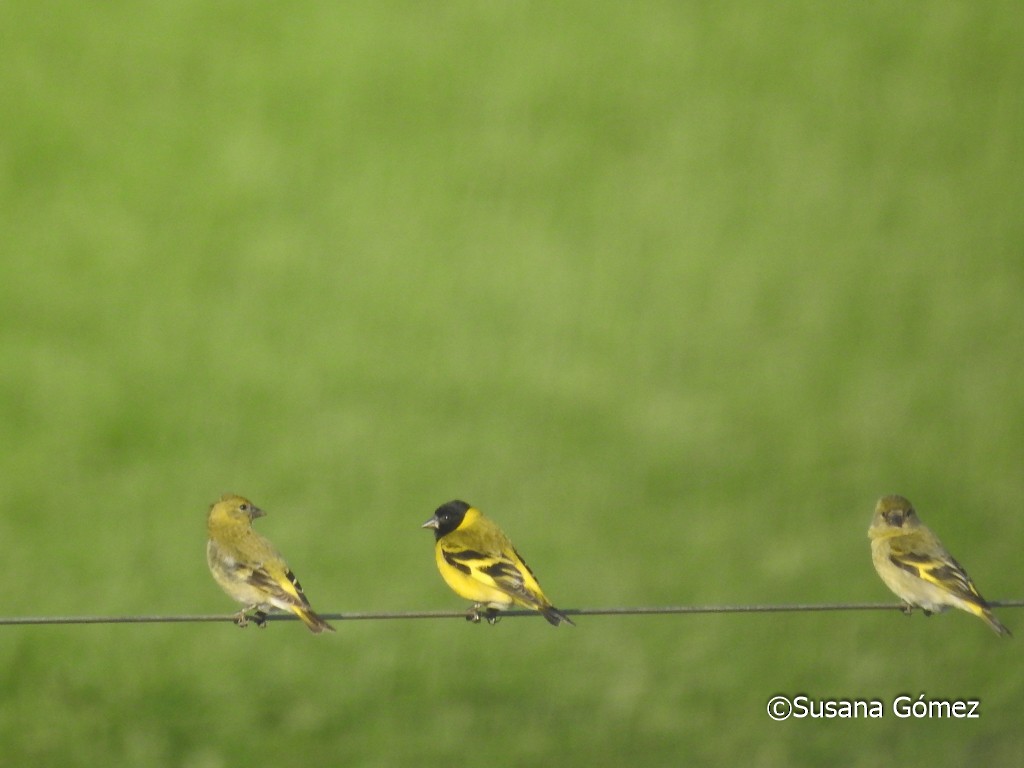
[1,2,1022,766]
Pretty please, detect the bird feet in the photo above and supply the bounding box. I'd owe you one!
[899,604,932,618]
[233,608,269,629]
[466,605,501,625]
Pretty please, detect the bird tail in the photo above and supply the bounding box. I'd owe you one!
[293,606,336,634]
[540,604,575,627]
[979,607,1011,638]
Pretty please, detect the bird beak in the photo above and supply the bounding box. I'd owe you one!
[250,506,267,520]
[885,511,903,528]
[421,516,439,530]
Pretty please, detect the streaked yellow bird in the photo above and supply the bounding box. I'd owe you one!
[868,494,1010,637]
[206,493,334,634]
[422,500,574,626]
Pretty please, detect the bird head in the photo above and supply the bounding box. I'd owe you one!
[210,493,266,525]
[422,499,471,539]
[871,494,918,532]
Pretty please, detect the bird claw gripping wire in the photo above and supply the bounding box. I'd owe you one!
[233,609,269,629]
[899,604,933,618]
[466,606,502,625]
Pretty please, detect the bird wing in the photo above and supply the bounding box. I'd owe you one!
[234,558,312,610]
[442,546,538,604]
[888,545,986,606]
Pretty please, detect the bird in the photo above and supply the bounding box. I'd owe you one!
[422,500,574,626]
[868,494,1010,637]
[206,493,334,634]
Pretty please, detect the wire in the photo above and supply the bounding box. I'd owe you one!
[2,601,1022,626]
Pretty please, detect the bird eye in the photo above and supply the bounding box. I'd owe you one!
[239,503,250,512]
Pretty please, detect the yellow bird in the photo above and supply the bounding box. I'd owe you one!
[868,494,1010,637]
[206,493,334,634]
[422,500,574,626]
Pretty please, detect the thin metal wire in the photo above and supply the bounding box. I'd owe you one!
[1,601,1022,626]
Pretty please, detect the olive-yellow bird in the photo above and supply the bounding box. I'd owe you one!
[422,500,574,626]
[206,493,334,633]
[868,494,1010,637]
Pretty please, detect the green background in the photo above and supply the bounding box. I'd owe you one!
[1,3,1021,765]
